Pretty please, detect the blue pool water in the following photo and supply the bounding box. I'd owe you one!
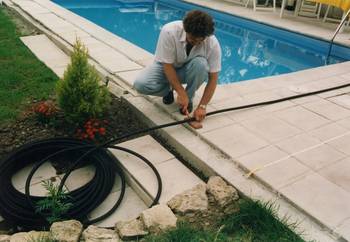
[54,0,350,84]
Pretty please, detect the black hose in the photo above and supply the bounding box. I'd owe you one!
[0,138,161,230]
[0,81,349,230]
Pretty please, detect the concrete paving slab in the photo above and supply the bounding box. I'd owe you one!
[280,172,350,230]
[90,48,141,73]
[337,116,350,130]
[12,0,35,6]
[19,176,63,197]
[58,30,91,44]
[293,76,350,95]
[328,93,350,109]
[34,12,71,29]
[152,97,181,114]
[336,218,350,241]
[317,86,350,99]
[237,145,311,190]
[12,162,57,191]
[294,144,347,171]
[116,70,142,86]
[327,133,350,155]
[238,145,283,167]
[136,57,154,67]
[240,116,302,143]
[290,94,323,105]
[109,135,174,175]
[102,37,153,63]
[340,73,350,81]
[274,105,330,131]
[132,158,204,204]
[58,165,124,193]
[202,123,269,158]
[19,2,49,14]
[227,101,294,122]
[319,157,350,193]
[51,66,66,78]
[275,133,322,154]
[53,24,84,35]
[108,135,205,206]
[255,157,310,190]
[303,99,350,121]
[308,123,349,142]
[20,34,69,77]
[210,84,243,104]
[79,36,102,46]
[196,113,235,134]
[89,187,148,227]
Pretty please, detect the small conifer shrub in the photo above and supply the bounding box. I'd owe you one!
[56,39,110,125]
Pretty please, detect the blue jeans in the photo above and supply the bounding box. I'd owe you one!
[133,57,209,101]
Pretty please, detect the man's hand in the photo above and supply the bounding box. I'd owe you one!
[177,92,189,114]
[193,106,206,122]
[189,120,203,129]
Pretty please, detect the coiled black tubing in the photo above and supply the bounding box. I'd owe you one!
[0,82,349,230]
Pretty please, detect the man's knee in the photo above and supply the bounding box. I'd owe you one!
[187,57,209,73]
[133,77,145,94]
[133,75,169,97]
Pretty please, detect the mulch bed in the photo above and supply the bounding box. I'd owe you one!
[0,96,146,164]
[0,95,149,233]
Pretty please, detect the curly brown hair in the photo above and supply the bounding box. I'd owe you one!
[183,10,214,38]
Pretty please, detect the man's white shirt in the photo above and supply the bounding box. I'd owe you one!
[155,20,222,73]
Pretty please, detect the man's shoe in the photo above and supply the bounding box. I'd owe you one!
[179,102,193,115]
[162,90,174,105]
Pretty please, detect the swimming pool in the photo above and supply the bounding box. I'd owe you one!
[54,0,350,84]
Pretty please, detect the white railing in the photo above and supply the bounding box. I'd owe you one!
[326,7,350,64]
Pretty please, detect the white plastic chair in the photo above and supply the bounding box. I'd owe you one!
[223,0,248,7]
[246,0,276,11]
[280,0,298,17]
[296,0,322,18]
[323,5,350,27]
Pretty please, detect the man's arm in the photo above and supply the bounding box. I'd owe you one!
[163,63,190,113]
[193,72,218,122]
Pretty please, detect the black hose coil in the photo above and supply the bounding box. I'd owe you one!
[0,137,161,229]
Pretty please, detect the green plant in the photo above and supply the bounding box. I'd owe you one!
[56,39,110,125]
[35,180,73,224]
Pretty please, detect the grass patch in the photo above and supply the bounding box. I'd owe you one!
[143,222,228,242]
[0,7,58,124]
[221,199,307,242]
[143,199,307,242]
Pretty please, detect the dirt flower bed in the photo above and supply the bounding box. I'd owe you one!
[0,96,146,163]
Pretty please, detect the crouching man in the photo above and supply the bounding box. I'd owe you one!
[133,10,221,127]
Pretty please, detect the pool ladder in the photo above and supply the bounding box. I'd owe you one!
[326,8,350,64]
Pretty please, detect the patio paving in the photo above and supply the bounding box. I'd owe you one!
[5,0,350,240]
